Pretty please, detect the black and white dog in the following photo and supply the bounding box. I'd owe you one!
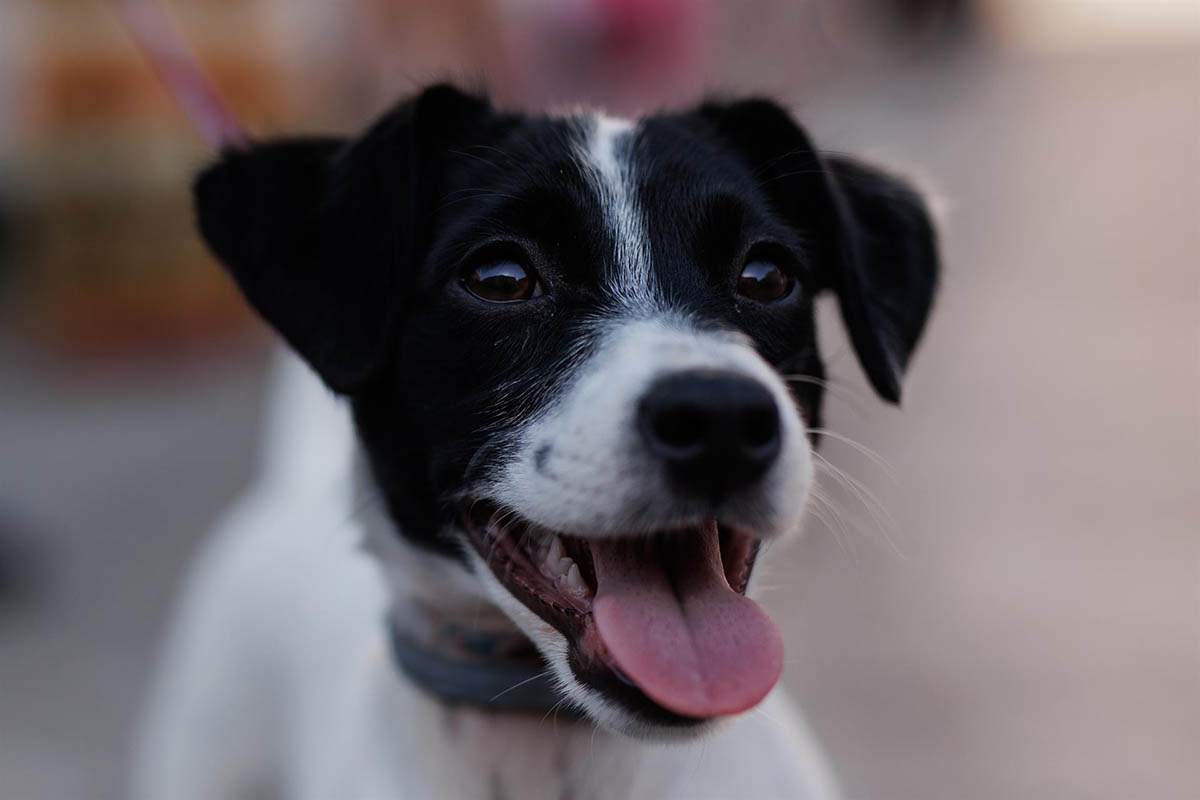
[136,85,937,799]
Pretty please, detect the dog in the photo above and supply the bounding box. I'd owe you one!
[135,84,938,800]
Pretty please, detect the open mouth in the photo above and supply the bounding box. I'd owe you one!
[462,501,784,722]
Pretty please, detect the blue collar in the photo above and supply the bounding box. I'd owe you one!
[387,617,582,718]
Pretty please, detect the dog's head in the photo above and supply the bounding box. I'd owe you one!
[195,85,938,737]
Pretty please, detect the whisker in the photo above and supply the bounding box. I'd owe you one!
[751,705,789,734]
[814,466,893,554]
[813,452,898,531]
[758,167,833,187]
[433,188,523,214]
[462,144,541,184]
[480,509,517,564]
[808,486,860,565]
[813,454,906,558]
[782,374,870,417]
[806,427,897,481]
[462,441,497,483]
[488,668,554,703]
[445,147,513,177]
[750,145,820,179]
[539,695,571,729]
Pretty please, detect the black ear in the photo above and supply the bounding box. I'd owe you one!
[194,85,492,393]
[821,155,939,403]
[699,99,939,403]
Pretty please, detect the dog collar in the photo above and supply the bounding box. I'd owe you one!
[387,617,581,718]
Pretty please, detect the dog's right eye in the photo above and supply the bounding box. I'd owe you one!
[463,261,542,303]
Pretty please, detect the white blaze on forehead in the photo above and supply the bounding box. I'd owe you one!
[578,113,658,309]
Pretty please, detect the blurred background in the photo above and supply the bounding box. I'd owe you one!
[0,1,1197,798]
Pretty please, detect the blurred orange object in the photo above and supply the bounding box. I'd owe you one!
[13,1,286,359]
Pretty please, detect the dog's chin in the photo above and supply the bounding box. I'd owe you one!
[458,499,779,739]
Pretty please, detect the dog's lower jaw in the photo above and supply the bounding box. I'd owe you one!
[367,504,731,737]
[462,543,729,740]
[359,454,803,735]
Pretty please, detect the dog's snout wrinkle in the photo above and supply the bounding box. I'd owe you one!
[533,444,552,474]
[638,370,782,498]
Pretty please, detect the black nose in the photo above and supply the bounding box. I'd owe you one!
[638,370,782,497]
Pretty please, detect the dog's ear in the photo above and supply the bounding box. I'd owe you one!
[699,98,939,403]
[195,85,492,393]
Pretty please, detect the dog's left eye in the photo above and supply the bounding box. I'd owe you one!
[463,261,542,303]
[737,259,793,303]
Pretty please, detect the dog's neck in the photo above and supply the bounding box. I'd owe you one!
[355,463,574,715]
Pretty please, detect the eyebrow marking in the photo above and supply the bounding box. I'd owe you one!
[577,114,659,311]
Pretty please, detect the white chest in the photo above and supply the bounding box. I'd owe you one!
[314,653,838,800]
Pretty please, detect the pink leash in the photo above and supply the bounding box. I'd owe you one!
[111,0,246,148]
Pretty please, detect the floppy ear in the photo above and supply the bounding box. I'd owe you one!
[821,155,939,403]
[699,99,939,403]
[194,85,492,393]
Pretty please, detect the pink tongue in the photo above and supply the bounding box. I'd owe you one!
[590,524,783,718]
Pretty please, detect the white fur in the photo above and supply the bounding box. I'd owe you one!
[135,351,838,799]
[490,315,813,541]
[577,113,660,309]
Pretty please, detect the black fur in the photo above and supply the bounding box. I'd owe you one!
[696,98,939,402]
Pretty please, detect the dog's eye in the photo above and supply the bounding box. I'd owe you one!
[737,260,793,303]
[464,261,542,303]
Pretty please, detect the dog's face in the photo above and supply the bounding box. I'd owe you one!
[195,86,937,736]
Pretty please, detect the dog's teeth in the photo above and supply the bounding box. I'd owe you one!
[564,563,590,598]
[539,536,573,579]
[537,535,590,600]
[544,536,564,567]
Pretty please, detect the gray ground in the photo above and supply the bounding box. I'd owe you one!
[1,47,1197,799]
